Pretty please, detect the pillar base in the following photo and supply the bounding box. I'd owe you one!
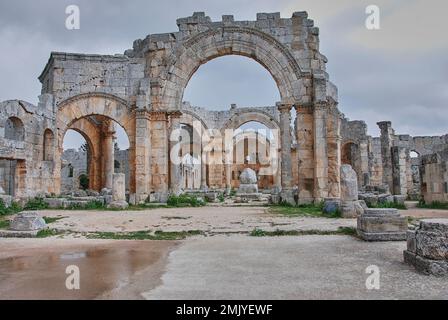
[280,189,296,206]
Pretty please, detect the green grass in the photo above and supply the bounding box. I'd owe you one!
[43,216,65,224]
[36,228,62,238]
[24,198,49,211]
[369,202,407,210]
[249,226,357,237]
[269,202,341,218]
[417,201,448,210]
[167,194,205,207]
[86,230,204,240]
[0,219,10,229]
[0,199,22,216]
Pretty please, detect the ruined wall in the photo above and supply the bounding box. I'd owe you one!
[420,150,448,203]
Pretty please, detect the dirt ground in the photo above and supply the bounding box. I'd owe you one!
[0,206,447,300]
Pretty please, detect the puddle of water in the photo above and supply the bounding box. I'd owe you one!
[0,243,167,300]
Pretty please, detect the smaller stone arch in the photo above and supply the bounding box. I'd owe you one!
[5,117,25,141]
[223,110,280,131]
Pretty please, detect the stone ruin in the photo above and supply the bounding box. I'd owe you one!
[404,219,448,276]
[0,11,445,209]
[357,208,407,241]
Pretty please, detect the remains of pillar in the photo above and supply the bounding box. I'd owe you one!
[340,164,359,218]
[404,219,448,276]
[378,121,394,193]
[108,173,128,209]
[277,103,295,205]
[236,168,262,201]
[200,150,208,190]
[357,208,407,241]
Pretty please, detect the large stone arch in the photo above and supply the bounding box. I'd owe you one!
[55,93,136,194]
[159,27,303,110]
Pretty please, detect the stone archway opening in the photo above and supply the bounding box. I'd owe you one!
[60,116,130,194]
[231,121,279,192]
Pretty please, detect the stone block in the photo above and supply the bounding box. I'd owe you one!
[43,198,66,208]
[10,212,47,231]
[323,198,340,215]
[394,195,406,205]
[340,165,358,201]
[357,208,407,241]
[404,250,448,276]
[0,195,13,207]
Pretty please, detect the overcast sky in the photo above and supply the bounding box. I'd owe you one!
[1,0,447,149]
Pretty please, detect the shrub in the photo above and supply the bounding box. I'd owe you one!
[417,201,448,210]
[0,199,23,216]
[24,198,49,211]
[167,194,205,207]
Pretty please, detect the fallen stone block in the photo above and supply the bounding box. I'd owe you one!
[404,219,448,276]
[10,212,47,231]
[357,208,407,241]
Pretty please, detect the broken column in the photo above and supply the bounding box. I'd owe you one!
[357,208,407,241]
[108,173,128,209]
[10,212,47,231]
[340,164,358,218]
[392,146,408,195]
[377,121,394,193]
[404,219,448,276]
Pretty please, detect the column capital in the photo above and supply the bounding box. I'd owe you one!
[135,109,151,120]
[276,102,293,113]
[294,103,313,114]
[150,111,168,121]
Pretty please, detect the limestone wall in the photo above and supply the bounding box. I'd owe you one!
[420,151,448,203]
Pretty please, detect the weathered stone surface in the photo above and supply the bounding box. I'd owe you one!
[239,168,257,185]
[357,208,407,241]
[393,195,406,205]
[0,186,5,194]
[404,219,448,276]
[323,198,340,215]
[340,165,358,201]
[0,195,12,207]
[10,212,47,231]
[108,173,128,209]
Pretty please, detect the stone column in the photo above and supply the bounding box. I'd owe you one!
[103,121,115,190]
[200,148,208,190]
[326,102,341,199]
[377,121,394,193]
[150,111,169,202]
[108,173,128,209]
[392,146,408,195]
[313,102,329,201]
[135,110,152,203]
[169,111,182,195]
[277,103,295,204]
[295,104,314,203]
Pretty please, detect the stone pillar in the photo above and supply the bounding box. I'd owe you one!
[108,173,128,209]
[295,104,314,203]
[326,102,341,198]
[200,150,208,190]
[340,164,359,218]
[277,103,295,204]
[135,110,152,203]
[103,121,115,190]
[377,121,394,192]
[392,146,408,195]
[313,102,329,201]
[150,111,169,202]
[169,111,182,195]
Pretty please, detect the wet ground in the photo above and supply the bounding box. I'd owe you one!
[1,207,447,300]
[0,239,178,299]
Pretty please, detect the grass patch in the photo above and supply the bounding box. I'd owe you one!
[167,194,205,207]
[0,199,22,216]
[63,200,105,210]
[24,198,49,211]
[269,202,341,218]
[0,219,10,229]
[43,216,65,224]
[249,226,357,237]
[36,228,62,238]
[417,201,448,210]
[369,202,407,210]
[86,229,204,240]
